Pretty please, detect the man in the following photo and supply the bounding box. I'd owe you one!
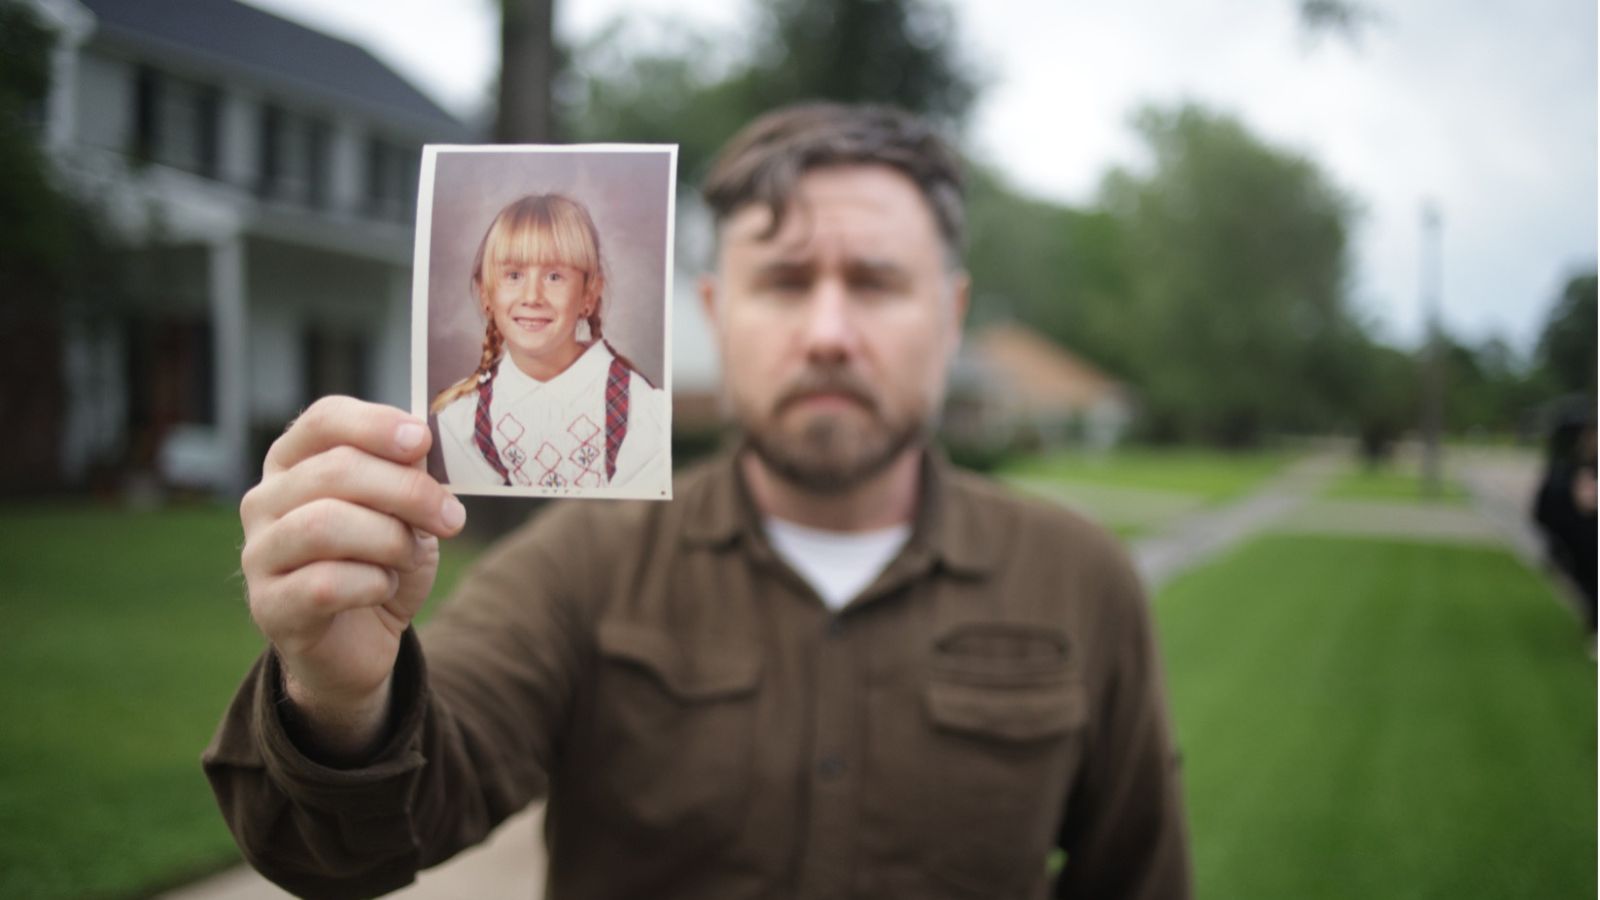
[207,103,1192,899]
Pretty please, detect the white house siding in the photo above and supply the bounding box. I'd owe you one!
[247,304,305,422]
[329,122,364,216]
[73,52,131,153]
[60,324,127,482]
[219,85,259,189]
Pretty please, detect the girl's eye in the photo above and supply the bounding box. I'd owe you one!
[547,271,565,282]
[504,270,523,282]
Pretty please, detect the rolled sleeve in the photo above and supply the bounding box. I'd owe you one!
[202,630,432,899]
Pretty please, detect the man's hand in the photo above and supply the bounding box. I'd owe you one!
[239,397,467,760]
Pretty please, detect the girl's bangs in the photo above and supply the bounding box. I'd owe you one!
[485,202,599,274]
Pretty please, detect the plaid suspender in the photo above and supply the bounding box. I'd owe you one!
[473,374,512,486]
[474,357,630,486]
[604,358,630,481]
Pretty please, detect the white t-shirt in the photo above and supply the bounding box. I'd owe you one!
[764,517,912,610]
[436,341,667,493]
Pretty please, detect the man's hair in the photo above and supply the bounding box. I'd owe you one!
[702,103,966,258]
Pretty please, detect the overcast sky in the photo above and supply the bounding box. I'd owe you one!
[247,0,1596,354]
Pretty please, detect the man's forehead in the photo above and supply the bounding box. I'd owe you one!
[717,165,944,258]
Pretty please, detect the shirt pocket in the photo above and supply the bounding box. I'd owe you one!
[588,620,763,850]
[917,624,1086,898]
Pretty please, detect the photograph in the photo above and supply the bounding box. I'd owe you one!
[411,144,676,499]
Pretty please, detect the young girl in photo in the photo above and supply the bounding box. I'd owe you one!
[431,193,667,492]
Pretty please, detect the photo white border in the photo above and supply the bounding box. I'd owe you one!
[410,143,678,500]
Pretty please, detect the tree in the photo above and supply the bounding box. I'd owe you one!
[963,167,1135,374]
[0,0,128,492]
[1098,103,1365,445]
[497,0,558,141]
[744,0,978,125]
[1534,271,1597,398]
[563,0,979,177]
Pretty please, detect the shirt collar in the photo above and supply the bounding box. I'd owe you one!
[494,340,612,399]
[681,443,999,578]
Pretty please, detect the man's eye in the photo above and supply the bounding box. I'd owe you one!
[768,277,809,293]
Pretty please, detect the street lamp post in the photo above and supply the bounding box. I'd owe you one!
[1419,200,1444,498]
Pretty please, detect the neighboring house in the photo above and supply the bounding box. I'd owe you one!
[946,322,1132,452]
[27,0,474,496]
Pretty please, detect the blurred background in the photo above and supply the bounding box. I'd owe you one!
[1,0,1594,897]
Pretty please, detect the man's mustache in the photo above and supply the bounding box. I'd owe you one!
[774,368,879,415]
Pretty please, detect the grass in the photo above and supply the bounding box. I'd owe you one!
[0,503,483,900]
[1003,447,1290,505]
[1155,535,1596,900]
[1323,465,1471,504]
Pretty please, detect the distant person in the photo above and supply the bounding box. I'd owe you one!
[1532,400,1597,639]
[207,103,1192,899]
[430,193,666,490]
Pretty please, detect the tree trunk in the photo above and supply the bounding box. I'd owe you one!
[496,0,556,143]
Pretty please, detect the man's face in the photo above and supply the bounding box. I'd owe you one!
[701,164,969,493]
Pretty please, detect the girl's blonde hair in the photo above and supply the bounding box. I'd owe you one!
[431,194,607,414]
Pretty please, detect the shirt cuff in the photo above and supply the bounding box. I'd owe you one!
[256,629,431,813]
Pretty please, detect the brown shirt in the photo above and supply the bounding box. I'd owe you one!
[203,450,1192,900]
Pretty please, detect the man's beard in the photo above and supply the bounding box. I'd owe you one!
[737,365,928,495]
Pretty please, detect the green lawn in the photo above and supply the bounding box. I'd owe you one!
[1156,535,1596,899]
[1323,465,1471,504]
[0,503,483,900]
[1003,447,1290,505]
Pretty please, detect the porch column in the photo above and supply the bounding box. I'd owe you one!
[209,235,249,497]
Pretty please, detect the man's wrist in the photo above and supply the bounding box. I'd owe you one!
[278,664,396,767]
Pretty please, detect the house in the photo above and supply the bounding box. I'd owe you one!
[25,0,475,496]
[945,322,1132,452]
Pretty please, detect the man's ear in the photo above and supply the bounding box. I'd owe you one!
[698,275,721,332]
[947,270,971,353]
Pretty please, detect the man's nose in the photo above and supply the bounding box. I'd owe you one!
[801,279,860,361]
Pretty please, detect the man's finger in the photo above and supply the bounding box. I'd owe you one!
[244,498,426,578]
[246,444,466,538]
[250,559,399,640]
[265,396,432,476]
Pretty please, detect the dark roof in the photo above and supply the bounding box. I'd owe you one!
[80,0,471,136]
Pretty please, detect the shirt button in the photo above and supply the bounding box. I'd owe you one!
[825,618,845,638]
[817,754,846,779]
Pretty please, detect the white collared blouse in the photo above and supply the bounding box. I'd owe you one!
[435,341,668,494]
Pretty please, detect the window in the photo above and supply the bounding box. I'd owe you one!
[130,66,221,178]
[256,103,279,197]
[257,102,331,208]
[303,330,371,402]
[365,138,419,221]
[305,120,330,210]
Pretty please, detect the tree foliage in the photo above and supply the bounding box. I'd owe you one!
[559,6,1570,447]
[0,1,76,291]
[563,0,979,177]
[1096,103,1366,445]
[745,0,977,124]
[0,0,133,491]
[1534,272,1597,398]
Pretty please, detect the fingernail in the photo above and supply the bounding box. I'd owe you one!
[396,422,427,451]
[440,495,466,531]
